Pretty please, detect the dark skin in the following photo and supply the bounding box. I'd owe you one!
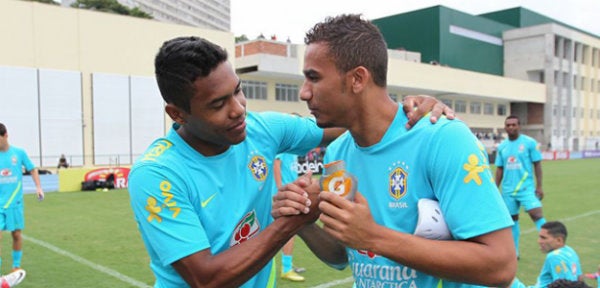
[495,118,544,222]
[161,60,454,287]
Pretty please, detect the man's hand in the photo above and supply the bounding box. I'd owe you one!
[535,188,544,200]
[36,188,44,201]
[272,172,320,219]
[403,95,455,129]
[318,191,377,250]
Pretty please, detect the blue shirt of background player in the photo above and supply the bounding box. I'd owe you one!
[495,134,542,195]
[128,111,322,288]
[324,108,513,288]
[0,146,35,210]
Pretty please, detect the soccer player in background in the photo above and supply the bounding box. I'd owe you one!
[0,123,44,273]
[272,14,516,287]
[510,221,583,287]
[495,115,546,258]
[127,36,452,287]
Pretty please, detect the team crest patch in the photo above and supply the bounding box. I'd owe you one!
[230,210,261,247]
[0,169,11,177]
[389,167,407,200]
[248,155,268,181]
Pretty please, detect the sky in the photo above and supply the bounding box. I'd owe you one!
[231,0,600,44]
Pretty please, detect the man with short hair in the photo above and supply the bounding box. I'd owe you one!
[272,14,516,287]
[128,36,452,287]
[0,123,44,273]
[495,115,546,258]
[511,221,583,287]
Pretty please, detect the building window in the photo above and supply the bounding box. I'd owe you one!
[552,105,557,116]
[242,80,267,100]
[441,99,452,109]
[275,83,299,102]
[470,102,481,114]
[455,100,466,113]
[562,106,566,117]
[572,107,577,118]
[497,104,507,116]
[483,103,494,115]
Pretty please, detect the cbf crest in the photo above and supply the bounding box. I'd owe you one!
[248,153,268,181]
[389,161,408,200]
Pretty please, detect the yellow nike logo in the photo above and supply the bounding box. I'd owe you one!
[201,193,218,208]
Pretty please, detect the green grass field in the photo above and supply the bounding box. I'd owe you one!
[5,158,600,287]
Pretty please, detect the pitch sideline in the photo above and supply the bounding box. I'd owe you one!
[23,234,152,288]
[309,209,600,288]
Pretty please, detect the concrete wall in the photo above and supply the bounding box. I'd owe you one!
[0,0,233,167]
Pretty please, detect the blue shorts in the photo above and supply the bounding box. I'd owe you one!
[502,188,542,216]
[0,206,25,231]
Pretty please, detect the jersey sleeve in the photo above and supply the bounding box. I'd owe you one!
[129,164,209,266]
[494,142,505,167]
[428,121,513,240]
[259,112,323,155]
[18,148,35,172]
[529,138,543,163]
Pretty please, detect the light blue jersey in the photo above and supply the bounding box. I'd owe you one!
[0,146,34,210]
[495,134,542,196]
[275,153,298,187]
[128,112,322,288]
[536,245,582,287]
[324,108,513,288]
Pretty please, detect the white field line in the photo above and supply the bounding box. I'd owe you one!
[521,209,600,234]
[310,209,600,288]
[22,234,151,288]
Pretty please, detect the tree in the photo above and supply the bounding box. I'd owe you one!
[70,0,152,19]
[235,35,249,43]
[21,0,59,5]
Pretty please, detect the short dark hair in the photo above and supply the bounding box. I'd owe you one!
[305,14,388,87]
[542,221,568,242]
[0,123,6,136]
[506,115,520,124]
[548,279,591,288]
[154,36,229,112]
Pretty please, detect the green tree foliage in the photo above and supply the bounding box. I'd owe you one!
[235,34,249,43]
[21,0,60,5]
[70,0,153,19]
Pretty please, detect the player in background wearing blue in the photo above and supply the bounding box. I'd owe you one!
[0,123,44,275]
[495,115,546,258]
[272,14,516,287]
[128,36,452,288]
[510,221,583,287]
[274,151,306,282]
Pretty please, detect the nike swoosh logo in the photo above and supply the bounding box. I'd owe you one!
[201,193,218,208]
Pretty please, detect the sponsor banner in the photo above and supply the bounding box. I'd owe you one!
[570,151,582,159]
[83,167,130,189]
[541,151,571,160]
[582,150,600,158]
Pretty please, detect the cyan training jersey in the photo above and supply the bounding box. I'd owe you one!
[0,146,34,209]
[324,108,513,288]
[129,111,322,288]
[495,134,542,195]
[535,245,582,287]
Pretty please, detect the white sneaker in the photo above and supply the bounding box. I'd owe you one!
[1,269,26,288]
[414,199,452,240]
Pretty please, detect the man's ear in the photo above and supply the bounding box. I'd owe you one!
[165,103,187,125]
[350,66,369,94]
